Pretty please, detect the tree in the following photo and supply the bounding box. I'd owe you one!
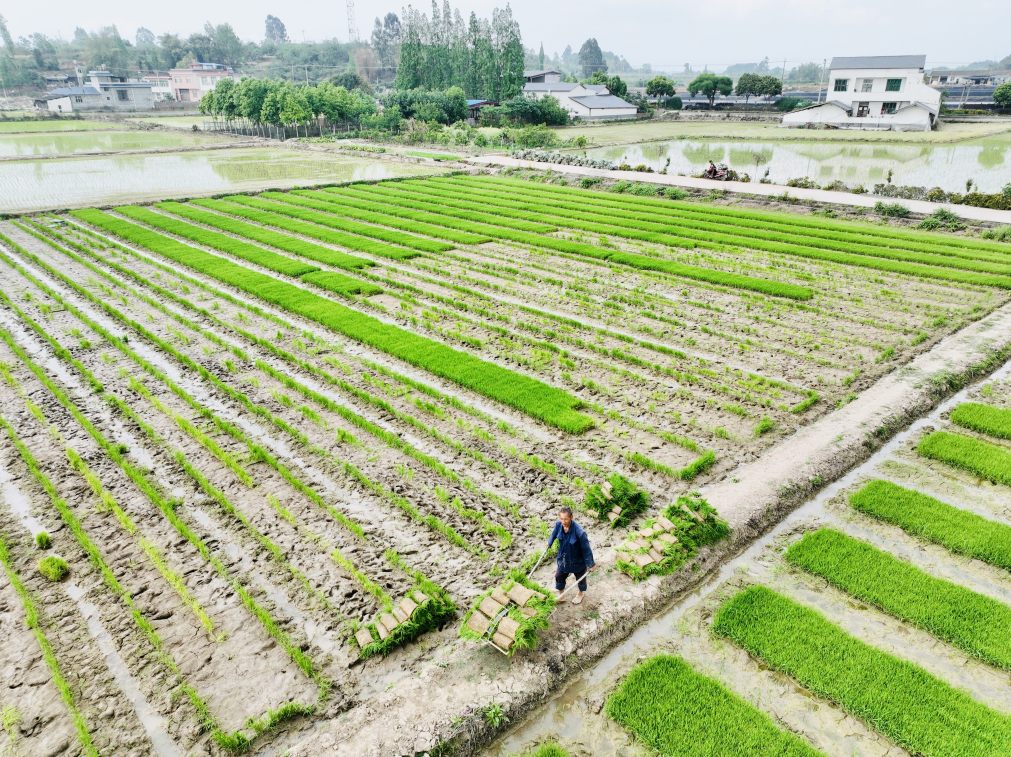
[787,62,822,83]
[995,82,1011,108]
[645,75,676,100]
[370,12,401,78]
[135,27,156,48]
[577,38,606,78]
[688,73,733,106]
[264,15,288,45]
[538,42,544,70]
[759,75,782,98]
[735,72,763,102]
[589,70,627,98]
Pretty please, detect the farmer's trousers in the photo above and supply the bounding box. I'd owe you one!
[555,566,588,592]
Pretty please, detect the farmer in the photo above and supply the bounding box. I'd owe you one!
[547,506,595,605]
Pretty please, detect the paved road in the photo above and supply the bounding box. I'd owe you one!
[467,155,1011,225]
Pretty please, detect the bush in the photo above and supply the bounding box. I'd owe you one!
[34,531,51,550]
[775,96,807,111]
[38,555,69,582]
[918,208,965,232]
[509,124,558,148]
[661,95,683,110]
[981,225,1011,242]
[874,201,911,218]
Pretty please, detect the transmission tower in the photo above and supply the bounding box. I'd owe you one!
[346,0,359,43]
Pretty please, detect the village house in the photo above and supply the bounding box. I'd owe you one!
[782,55,940,132]
[169,62,236,103]
[40,70,155,113]
[522,70,637,121]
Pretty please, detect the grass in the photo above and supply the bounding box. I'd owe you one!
[37,554,70,581]
[70,209,594,433]
[848,479,1011,571]
[713,585,1011,757]
[0,534,98,756]
[785,528,1011,669]
[606,654,822,757]
[917,430,1011,486]
[404,150,462,161]
[522,742,569,757]
[34,531,51,549]
[950,401,1011,440]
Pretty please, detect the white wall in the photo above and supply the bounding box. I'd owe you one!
[827,67,939,110]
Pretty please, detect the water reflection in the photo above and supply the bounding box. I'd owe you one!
[582,137,1010,192]
[0,130,210,157]
[0,148,436,213]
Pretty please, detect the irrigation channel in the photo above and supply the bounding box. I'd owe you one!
[491,355,1011,756]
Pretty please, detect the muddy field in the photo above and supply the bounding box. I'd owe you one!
[0,172,1010,756]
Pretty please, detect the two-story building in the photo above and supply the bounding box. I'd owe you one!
[169,62,236,103]
[41,71,155,114]
[782,55,940,131]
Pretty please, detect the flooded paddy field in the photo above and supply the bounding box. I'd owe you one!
[0,148,440,213]
[0,128,234,158]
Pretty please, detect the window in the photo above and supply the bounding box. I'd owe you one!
[117,89,129,101]
[861,79,873,92]
[886,78,902,92]
[833,78,848,92]
[881,102,897,114]
[74,96,83,103]
[856,102,870,117]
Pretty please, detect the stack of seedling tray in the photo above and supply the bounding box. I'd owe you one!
[460,573,556,655]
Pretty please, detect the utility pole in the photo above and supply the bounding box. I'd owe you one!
[346,0,359,43]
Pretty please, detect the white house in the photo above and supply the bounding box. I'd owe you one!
[522,76,636,121]
[42,71,155,114]
[782,55,939,132]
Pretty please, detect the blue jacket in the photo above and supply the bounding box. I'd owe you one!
[548,520,595,572]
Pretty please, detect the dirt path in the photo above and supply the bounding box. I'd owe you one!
[468,156,1011,225]
[285,300,1011,755]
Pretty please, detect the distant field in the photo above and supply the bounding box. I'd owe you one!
[125,115,210,130]
[0,119,115,133]
[557,118,1011,146]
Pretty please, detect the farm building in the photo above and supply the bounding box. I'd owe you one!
[40,71,155,113]
[782,55,940,132]
[169,62,236,103]
[523,80,637,121]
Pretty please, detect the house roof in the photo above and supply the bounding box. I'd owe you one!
[96,82,153,88]
[523,82,578,92]
[523,69,561,78]
[48,87,100,97]
[466,99,495,107]
[570,94,635,109]
[830,55,926,70]
[584,84,609,93]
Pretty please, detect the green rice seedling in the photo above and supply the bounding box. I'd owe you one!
[584,473,648,527]
[459,570,556,656]
[522,742,569,757]
[753,417,775,437]
[917,430,1011,486]
[950,401,1011,440]
[786,528,1011,669]
[615,494,729,580]
[34,531,51,549]
[219,195,449,255]
[156,201,378,268]
[713,585,1011,756]
[69,210,593,433]
[404,150,461,161]
[37,554,70,581]
[606,654,822,757]
[298,270,382,297]
[0,536,97,756]
[115,205,324,276]
[849,479,1011,571]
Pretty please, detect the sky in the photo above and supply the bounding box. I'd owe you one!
[4,0,1009,71]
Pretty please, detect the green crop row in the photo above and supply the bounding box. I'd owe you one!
[786,528,1011,669]
[423,179,1011,288]
[465,175,1011,256]
[70,209,594,432]
[0,380,314,752]
[449,176,1011,265]
[0,531,98,756]
[221,194,448,255]
[439,177,1011,276]
[155,201,375,269]
[714,585,1011,756]
[950,401,1011,440]
[262,190,490,246]
[0,361,219,634]
[111,206,379,300]
[917,430,1011,486]
[849,480,1011,571]
[189,197,420,261]
[605,654,821,757]
[342,184,814,300]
